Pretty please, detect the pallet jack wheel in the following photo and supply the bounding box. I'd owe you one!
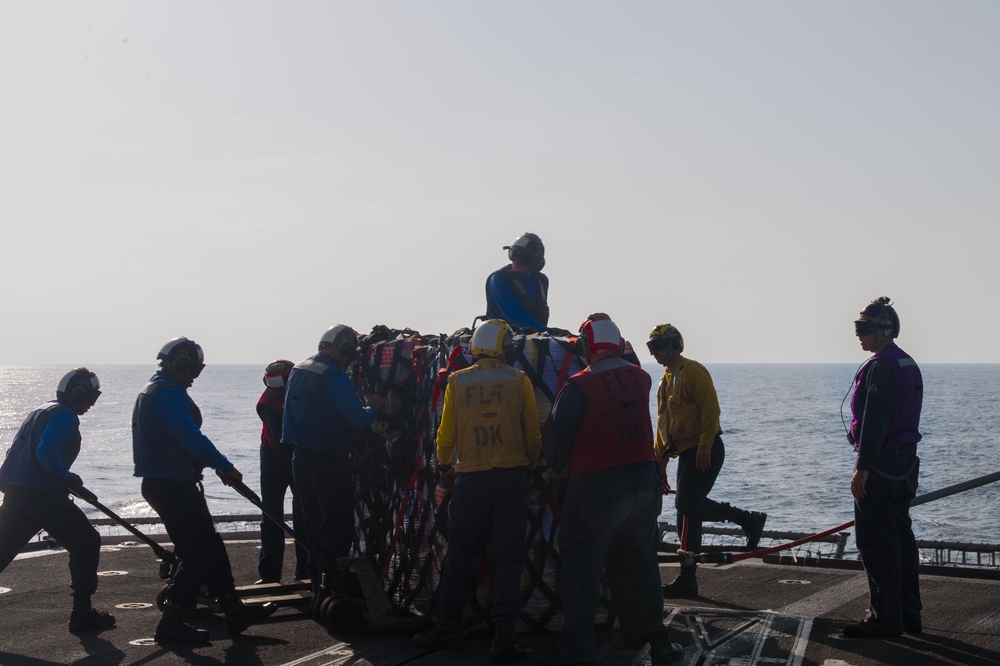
[318,595,336,628]
[323,596,359,631]
[155,584,168,612]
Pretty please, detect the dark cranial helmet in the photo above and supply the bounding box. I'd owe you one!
[56,368,101,408]
[647,323,684,355]
[855,296,900,339]
[157,337,206,377]
[503,232,545,272]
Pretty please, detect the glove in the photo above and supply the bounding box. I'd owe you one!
[66,474,97,502]
[440,465,457,491]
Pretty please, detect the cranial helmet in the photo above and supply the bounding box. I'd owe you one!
[263,359,295,389]
[647,323,684,354]
[855,296,900,339]
[503,232,545,272]
[578,313,624,355]
[470,319,513,359]
[57,367,101,408]
[157,337,205,377]
[319,325,360,358]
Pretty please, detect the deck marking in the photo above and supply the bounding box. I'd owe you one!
[777,577,865,617]
[670,606,815,666]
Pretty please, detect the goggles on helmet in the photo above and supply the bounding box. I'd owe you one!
[646,338,672,354]
[854,319,877,337]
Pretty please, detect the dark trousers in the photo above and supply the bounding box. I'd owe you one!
[291,446,354,580]
[440,467,530,618]
[141,477,235,607]
[674,436,728,552]
[855,448,922,628]
[557,462,666,657]
[258,445,307,581]
[0,486,100,597]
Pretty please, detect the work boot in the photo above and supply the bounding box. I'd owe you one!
[155,602,210,644]
[217,593,276,635]
[68,608,116,632]
[740,511,768,551]
[488,615,532,663]
[662,564,698,598]
[413,606,464,650]
[647,631,684,664]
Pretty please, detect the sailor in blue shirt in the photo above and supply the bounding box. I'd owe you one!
[132,337,274,644]
[0,368,116,632]
[485,232,550,331]
[282,325,385,607]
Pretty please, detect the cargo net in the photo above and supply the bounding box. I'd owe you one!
[345,324,623,628]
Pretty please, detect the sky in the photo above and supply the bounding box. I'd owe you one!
[1,1,998,365]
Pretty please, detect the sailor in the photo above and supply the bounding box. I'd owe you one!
[133,337,275,643]
[485,232,550,331]
[537,314,683,665]
[281,325,385,610]
[843,297,923,638]
[0,368,115,632]
[255,359,307,584]
[413,319,540,663]
[648,323,767,598]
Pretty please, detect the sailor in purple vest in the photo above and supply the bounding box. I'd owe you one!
[255,359,307,583]
[843,297,923,639]
[485,232,549,331]
[538,314,683,665]
[0,368,115,633]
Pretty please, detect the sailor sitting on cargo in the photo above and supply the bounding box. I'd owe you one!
[0,368,115,633]
[485,231,550,331]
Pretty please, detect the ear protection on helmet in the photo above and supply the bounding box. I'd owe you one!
[858,297,900,339]
[263,359,294,389]
[320,325,360,360]
[157,337,205,377]
[57,368,101,407]
[470,319,514,359]
[578,313,624,355]
[647,323,684,354]
[503,232,546,272]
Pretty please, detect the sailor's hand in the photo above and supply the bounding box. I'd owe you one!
[662,478,672,494]
[695,452,712,472]
[366,393,386,413]
[217,467,243,487]
[851,469,868,501]
[440,466,456,491]
[66,474,97,502]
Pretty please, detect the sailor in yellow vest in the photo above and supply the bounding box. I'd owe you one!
[648,323,767,598]
[413,319,541,663]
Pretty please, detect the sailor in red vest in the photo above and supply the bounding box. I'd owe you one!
[843,297,923,638]
[538,314,683,665]
[255,360,307,583]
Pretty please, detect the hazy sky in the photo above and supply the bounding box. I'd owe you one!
[2,1,997,365]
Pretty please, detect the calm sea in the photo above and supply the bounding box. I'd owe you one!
[2,364,998,547]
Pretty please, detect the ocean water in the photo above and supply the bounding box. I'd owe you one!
[2,363,998,547]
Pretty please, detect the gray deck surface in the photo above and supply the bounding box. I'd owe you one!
[1,539,998,666]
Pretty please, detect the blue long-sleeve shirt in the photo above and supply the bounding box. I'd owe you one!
[0,399,81,495]
[485,265,550,330]
[132,370,234,481]
[282,353,376,458]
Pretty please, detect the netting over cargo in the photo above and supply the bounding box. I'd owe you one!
[344,324,616,627]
